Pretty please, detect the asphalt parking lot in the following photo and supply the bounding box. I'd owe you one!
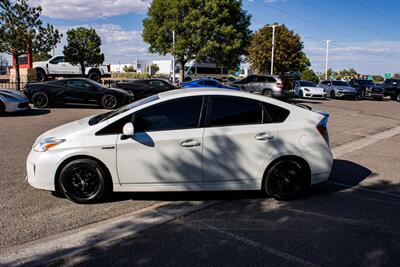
[0,98,399,266]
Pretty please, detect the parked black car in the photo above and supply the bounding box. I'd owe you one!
[348,79,384,100]
[115,78,178,100]
[383,79,400,102]
[24,78,133,109]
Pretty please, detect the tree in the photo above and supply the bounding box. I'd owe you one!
[63,27,104,77]
[143,0,251,82]
[0,0,61,90]
[247,24,304,75]
[301,68,319,84]
[33,52,52,62]
[123,65,136,73]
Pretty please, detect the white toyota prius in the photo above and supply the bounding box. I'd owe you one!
[26,89,333,203]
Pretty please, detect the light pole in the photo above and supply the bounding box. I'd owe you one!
[172,30,176,84]
[324,40,334,80]
[268,24,281,75]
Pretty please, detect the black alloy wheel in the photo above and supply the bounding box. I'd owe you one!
[36,69,46,82]
[263,89,273,97]
[31,92,49,108]
[101,94,118,109]
[59,159,109,204]
[88,71,101,82]
[264,159,310,200]
[330,90,336,99]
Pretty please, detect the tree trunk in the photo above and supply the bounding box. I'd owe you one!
[80,63,85,77]
[179,61,185,83]
[14,54,20,91]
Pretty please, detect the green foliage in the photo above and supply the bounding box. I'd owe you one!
[33,52,52,62]
[63,27,104,75]
[0,0,61,88]
[247,24,304,75]
[338,68,358,79]
[123,65,136,73]
[142,0,251,81]
[111,73,150,79]
[301,68,319,84]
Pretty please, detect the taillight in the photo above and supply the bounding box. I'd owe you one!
[276,82,283,88]
[317,116,329,146]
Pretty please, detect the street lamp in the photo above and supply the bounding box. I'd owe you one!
[266,24,281,75]
[324,40,334,80]
[172,30,176,84]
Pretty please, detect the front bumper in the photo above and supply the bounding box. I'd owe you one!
[26,150,61,191]
[304,93,326,98]
[336,91,357,98]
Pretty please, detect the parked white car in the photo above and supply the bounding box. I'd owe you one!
[33,56,111,82]
[26,89,333,203]
[0,89,30,114]
[294,80,326,98]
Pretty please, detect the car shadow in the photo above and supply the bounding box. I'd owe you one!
[0,108,50,117]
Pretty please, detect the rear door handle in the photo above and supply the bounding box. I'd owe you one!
[255,133,274,141]
[180,139,201,147]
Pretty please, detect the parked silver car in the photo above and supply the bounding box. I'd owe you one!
[0,89,30,114]
[232,74,294,98]
[318,80,358,99]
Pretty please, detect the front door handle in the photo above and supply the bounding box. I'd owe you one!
[180,139,201,147]
[255,133,274,141]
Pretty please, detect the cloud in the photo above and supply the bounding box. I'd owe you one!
[303,40,400,74]
[53,24,168,64]
[30,0,150,20]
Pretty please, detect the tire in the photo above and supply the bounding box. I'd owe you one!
[36,68,46,82]
[101,94,118,109]
[299,90,304,98]
[263,89,273,97]
[0,101,5,115]
[31,92,49,108]
[390,95,396,101]
[263,158,310,200]
[397,94,400,102]
[59,159,110,204]
[330,90,335,99]
[88,70,101,82]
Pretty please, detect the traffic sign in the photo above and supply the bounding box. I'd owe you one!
[367,75,373,80]
[384,73,391,79]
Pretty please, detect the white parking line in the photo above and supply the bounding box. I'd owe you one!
[332,125,400,158]
[190,222,320,267]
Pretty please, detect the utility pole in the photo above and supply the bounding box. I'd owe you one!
[172,30,175,84]
[266,24,281,75]
[324,40,334,80]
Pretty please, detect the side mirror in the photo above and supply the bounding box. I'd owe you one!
[122,122,134,136]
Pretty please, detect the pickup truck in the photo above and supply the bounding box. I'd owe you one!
[383,79,400,102]
[33,56,111,82]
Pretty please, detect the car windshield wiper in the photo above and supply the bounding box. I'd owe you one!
[88,111,113,126]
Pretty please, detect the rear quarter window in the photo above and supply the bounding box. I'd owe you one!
[262,102,290,123]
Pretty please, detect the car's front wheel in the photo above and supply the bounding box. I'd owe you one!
[101,94,118,109]
[31,92,49,108]
[263,89,273,97]
[330,90,335,99]
[298,90,304,98]
[263,158,310,200]
[397,94,400,102]
[59,159,110,204]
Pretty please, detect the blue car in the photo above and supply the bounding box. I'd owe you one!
[181,78,239,90]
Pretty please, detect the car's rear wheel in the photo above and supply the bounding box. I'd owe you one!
[36,68,46,82]
[88,71,101,82]
[31,92,49,108]
[263,158,310,200]
[101,94,118,109]
[59,159,110,204]
[263,89,273,97]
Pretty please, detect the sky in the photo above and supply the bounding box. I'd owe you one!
[17,0,400,74]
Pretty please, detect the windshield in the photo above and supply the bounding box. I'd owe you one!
[332,81,348,86]
[299,81,315,87]
[88,94,160,125]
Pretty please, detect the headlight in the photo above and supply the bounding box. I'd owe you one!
[33,137,65,152]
